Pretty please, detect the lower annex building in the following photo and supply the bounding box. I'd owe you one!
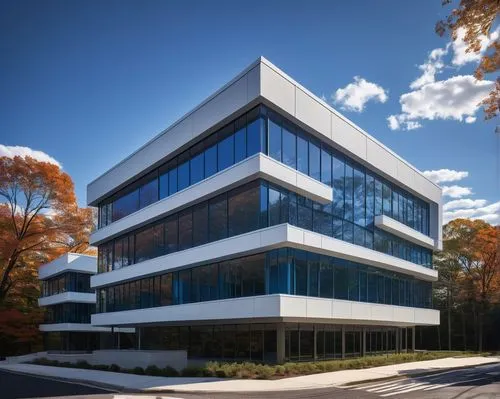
[38,253,134,351]
[87,57,442,363]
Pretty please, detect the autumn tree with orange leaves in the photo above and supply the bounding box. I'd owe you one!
[0,155,94,302]
[430,219,499,352]
[0,155,94,355]
[436,0,500,119]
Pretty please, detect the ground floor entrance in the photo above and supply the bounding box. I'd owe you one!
[137,322,415,364]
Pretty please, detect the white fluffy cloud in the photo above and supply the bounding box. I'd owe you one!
[388,75,493,130]
[443,200,500,225]
[388,27,498,131]
[443,198,488,211]
[410,46,449,90]
[333,76,388,112]
[0,145,61,168]
[452,27,500,66]
[442,185,473,198]
[422,169,469,184]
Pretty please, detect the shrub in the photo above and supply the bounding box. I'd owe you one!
[93,364,110,371]
[132,366,145,375]
[75,360,91,369]
[181,366,205,377]
[144,365,162,376]
[160,366,179,377]
[109,364,121,372]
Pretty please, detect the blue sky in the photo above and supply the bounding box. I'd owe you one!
[1,1,498,224]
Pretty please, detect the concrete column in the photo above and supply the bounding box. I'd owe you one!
[395,328,400,354]
[362,328,367,357]
[412,327,416,352]
[276,324,286,364]
[341,326,346,359]
[137,328,142,350]
[313,325,317,361]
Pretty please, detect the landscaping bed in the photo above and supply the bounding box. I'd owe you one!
[28,351,485,380]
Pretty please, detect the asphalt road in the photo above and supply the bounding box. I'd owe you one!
[1,363,499,399]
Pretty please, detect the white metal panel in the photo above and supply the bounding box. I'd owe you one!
[39,323,133,333]
[295,88,331,139]
[260,62,296,116]
[91,294,439,327]
[38,253,96,280]
[38,292,96,307]
[374,215,436,249]
[331,113,367,161]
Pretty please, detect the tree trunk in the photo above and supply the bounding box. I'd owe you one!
[462,310,467,351]
[437,323,442,351]
[447,286,452,350]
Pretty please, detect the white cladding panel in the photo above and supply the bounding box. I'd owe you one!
[38,253,96,280]
[91,294,440,327]
[38,292,96,307]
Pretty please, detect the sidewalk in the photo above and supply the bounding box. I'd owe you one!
[1,355,499,393]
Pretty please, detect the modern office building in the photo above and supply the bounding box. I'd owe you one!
[38,253,134,351]
[88,57,441,363]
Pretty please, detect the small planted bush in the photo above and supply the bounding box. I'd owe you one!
[132,366,145,375]
[161,366,179,377]
[181,366,205,377]
[108,364,121,372]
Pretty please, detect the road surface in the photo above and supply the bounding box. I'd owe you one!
[1,362,499,398]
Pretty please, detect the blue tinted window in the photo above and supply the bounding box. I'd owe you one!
[178,210,193,250]
[353,168,365,226]
[190,152,204,185]
[297,134,309,175]
[247,119,261,156]
[218,135,234,171]
[344,164,354,221]
[234,128,246,163]
[308,254,319,297]
[383,184,391,216]
[269,119,281,162]
[165,215,178,254]
[204,145,217,178]
[365,174,374,229]
[228,182,260,236]
[334,264,348,300]
[374,179,383,215]
[168,168,178,196]
[260,183,268,228]
[321,148,332,186]
[319,258,333,298]
[113,189,139,221]
[309,139,321,180]
[282,127,296,168]
[269,187,280,226]
[294,250,308,296]
[140,177,158,209]
[343,221,354,243]
[178,161,189,191]
[332,156,344,218]
[159,172,169,200]
[209,194,227,241]
[192,203,208,247]
[348,266,359,301]
[297,197,313,230]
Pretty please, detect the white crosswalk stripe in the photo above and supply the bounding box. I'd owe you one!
[349,374,492,396]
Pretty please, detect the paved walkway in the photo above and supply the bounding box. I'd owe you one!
[0,356,498,393]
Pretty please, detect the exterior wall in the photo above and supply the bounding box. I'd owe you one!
[86,57,441,357]
[92,224,437,289]
[87,58,441,242]
[39,253,96,280]
[38,292,96,307]
[92,294,439,327]
[90,154,332,246]
[39,323,134,333]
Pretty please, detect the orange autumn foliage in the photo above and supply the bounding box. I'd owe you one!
[0,155,95,302]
